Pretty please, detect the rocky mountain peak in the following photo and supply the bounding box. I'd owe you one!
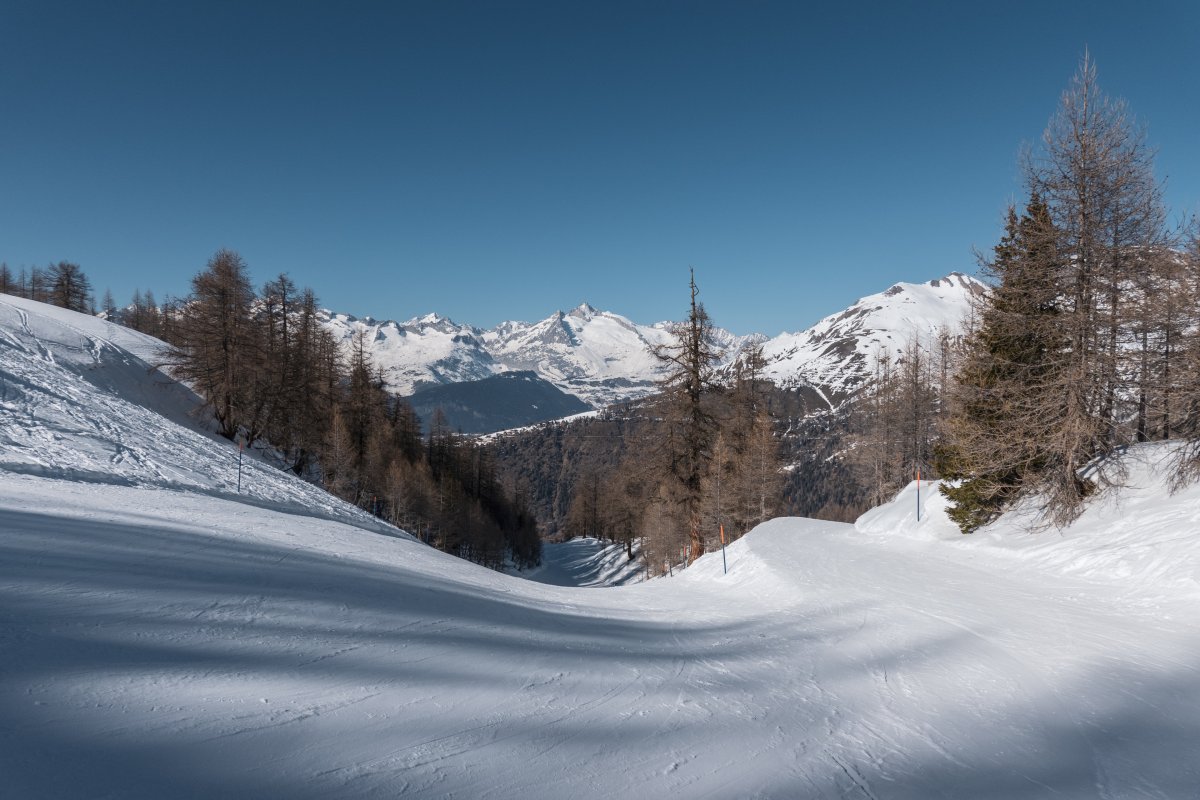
[320,272,981,414]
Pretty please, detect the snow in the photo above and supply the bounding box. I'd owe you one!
[486,307,675,392]
[326,302,735,408]
[476,408,602,442]
[761,272,982,397]
[858,445,1200,602]
[518,537,645,587]
[323,273,989,411]
[319,309,502,397]
[4,295,1200,798]
[0,294,395,532]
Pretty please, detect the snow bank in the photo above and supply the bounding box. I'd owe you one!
[854,477,961,541]
[854,444,1200,601]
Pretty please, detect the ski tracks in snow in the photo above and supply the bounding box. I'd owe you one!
[5,483,1200,798]
[737,521,1200,799]
[5,296,1200,798]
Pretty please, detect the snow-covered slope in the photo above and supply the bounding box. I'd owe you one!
[321,274,978,411]
[856,442,1200,600]
[519,536,645,587]
[0,295,394,530]
[761,272,983,402]
[6,293,1199,798]
[5,467,1200,796]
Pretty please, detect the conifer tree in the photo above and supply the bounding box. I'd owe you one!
[938,197,1065,531]
[101,288,118,321]
[1171,226,1200,483]
[851,336,943,509]
[565,468,604,539]
[599,468,643,560]
[29,266,48,302]
[286,288,339,474]
[141,290,162,337]
[705,344,782,540]
[129,289,145,330]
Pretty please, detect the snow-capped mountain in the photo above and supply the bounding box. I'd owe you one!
[761,272,984,407]
[319,309,500,394]
[321,302,760,408]
[321,273,982,411]
[483,303,672,405]
[483,303,760,407]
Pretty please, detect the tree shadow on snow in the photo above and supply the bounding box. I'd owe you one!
[1,506,1198,799]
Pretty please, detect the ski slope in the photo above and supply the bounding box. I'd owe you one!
[3,296,1200,798]
[4,476,1199,798]
[520,536,646,587]
[0,294,395,531]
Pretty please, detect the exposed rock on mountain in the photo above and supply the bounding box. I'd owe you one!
[760,272,983,406]
[320,273,983,419]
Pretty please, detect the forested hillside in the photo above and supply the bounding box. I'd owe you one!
[488,383,864,540]
[407,370,590,434]
[489,275,790,573]
[1,255,541,569]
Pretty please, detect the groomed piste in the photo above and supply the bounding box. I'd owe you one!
[3,295,1199,798]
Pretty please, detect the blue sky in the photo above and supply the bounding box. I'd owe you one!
[2,1,1197,335]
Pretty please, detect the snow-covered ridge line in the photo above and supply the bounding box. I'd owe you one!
[759,272,984,397]
[320,273,983,408]
[319,301,760,408]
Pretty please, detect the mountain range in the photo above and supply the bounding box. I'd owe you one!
[319,273,984,423]
[317,302,755,409]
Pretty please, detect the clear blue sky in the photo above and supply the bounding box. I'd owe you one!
[2,1,1197,335]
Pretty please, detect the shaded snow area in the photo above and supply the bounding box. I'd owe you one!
[519,537,645,587]
[5,479,1200,798]
[4,297,1200,798]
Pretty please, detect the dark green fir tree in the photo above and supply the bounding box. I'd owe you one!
[937,194,1067,532]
